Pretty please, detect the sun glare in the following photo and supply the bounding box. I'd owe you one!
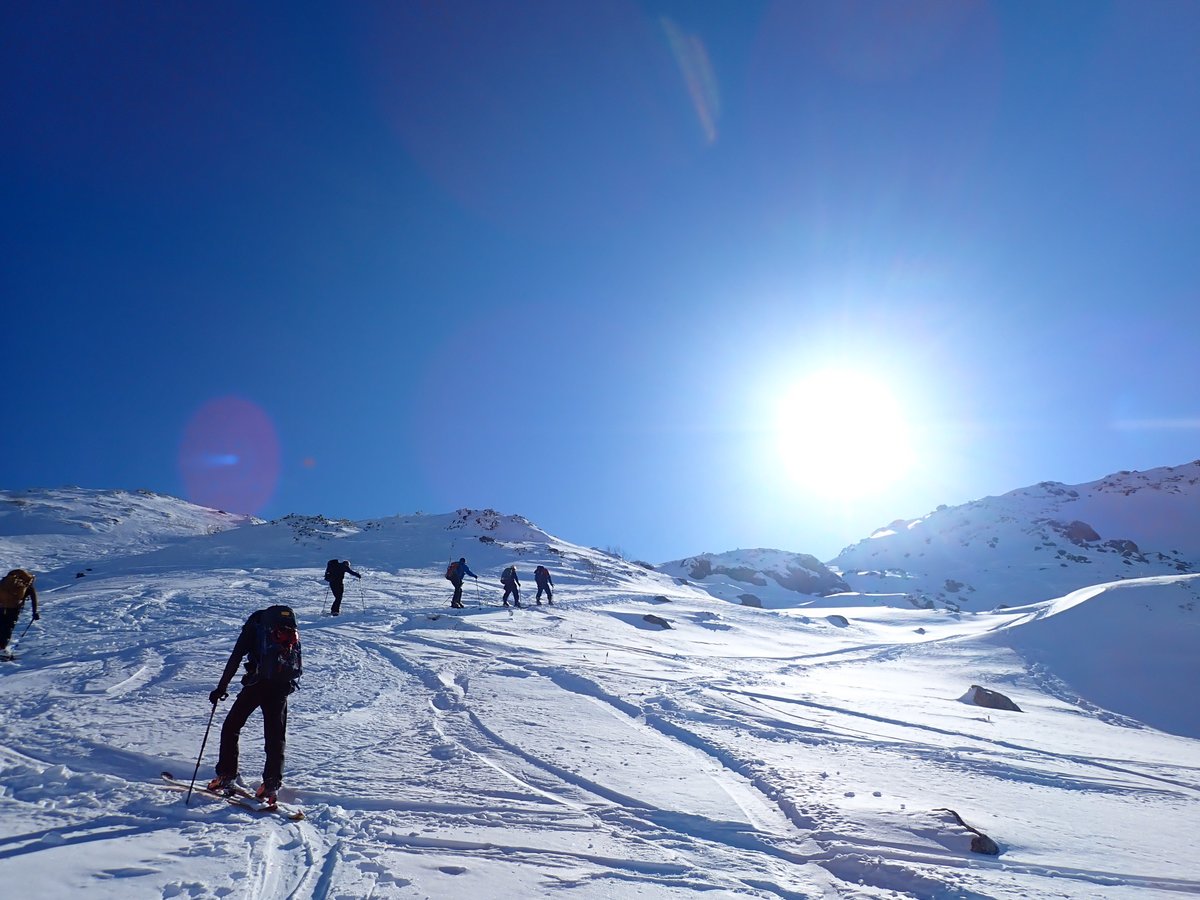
[775,369,915,498]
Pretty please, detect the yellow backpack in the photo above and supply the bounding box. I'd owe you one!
[0,569,34,609]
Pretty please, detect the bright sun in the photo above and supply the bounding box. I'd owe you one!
[775,368,915,498]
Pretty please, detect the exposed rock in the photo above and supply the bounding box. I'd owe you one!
[960,684,1021,712]
[718,566,768,586]
[825,614,849,628]
[738,594,762,608]
[1104,538,1142,558]
[934,808,1001,855]
[1054,519,1101,544]
[680,553,849,596]
[642,614,672,629]
[770,555,851,595]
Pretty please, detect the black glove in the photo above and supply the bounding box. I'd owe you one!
[209,689,228,705]
[31,613,40,621]
[355,573,361,579]
[472,575,478,580]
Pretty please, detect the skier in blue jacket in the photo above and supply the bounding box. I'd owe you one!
[445,557,477,609]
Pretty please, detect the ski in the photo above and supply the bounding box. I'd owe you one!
[160,771,305,821]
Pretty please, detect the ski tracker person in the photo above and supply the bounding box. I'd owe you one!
[445,557,477,609]
[323,559,361,616]
[207,605,302,806]
[0,568,39,658]
[534,565,554,605]
[500,565,522,608]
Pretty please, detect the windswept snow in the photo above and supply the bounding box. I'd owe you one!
[0,487,253,574]
[1,492,1198,898]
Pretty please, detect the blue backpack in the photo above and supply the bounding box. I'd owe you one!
[251,605,302,686]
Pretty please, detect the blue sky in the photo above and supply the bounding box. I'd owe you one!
[3,1,1198,563]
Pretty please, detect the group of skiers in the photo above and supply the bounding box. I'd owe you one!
[205,555,558,807]
[445,557,554,609]
[2,556,557,810]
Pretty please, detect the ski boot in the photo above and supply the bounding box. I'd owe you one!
[255,782,280,806]
[207,774,239,795]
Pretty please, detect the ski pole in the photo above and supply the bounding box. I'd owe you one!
[16,617,35,644]
[359,579,365,612]
[186,702,219,806]
[322,584,330,616]
[473,577,481,609]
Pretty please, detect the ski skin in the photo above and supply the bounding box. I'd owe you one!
[160,771,305,821]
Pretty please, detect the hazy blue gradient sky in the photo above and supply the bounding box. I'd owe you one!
[3,1,1198,563]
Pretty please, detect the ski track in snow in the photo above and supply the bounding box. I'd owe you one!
[0,540,1197,898]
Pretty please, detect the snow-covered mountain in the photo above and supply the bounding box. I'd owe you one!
[830,460,1200,612]
[0,482,1198,898]
[657,549,849,607]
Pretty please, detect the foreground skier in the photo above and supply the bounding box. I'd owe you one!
[207,605,302,805]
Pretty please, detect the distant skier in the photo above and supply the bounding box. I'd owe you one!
[0,568,39,657]
[500,565,522,608]
[323,559,361,616]
[445,557,477,609]
[207,605,302,806]
[533,565,554,605]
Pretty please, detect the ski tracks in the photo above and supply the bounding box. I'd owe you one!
[350,633,833,897]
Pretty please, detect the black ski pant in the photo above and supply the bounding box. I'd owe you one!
[216,680,290,788]
[450,578,464,606]
[536,582,552,602]
[330,579,345,615]
[0,608,18,650]
[502,583,520,605]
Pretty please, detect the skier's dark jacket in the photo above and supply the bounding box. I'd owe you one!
[325,560,361,585]
[215,609,299,696]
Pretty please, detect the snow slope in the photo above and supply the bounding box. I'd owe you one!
[0,487,253,576]
[1,491,1198,899]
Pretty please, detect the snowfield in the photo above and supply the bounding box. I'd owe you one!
[1,492,1198,898]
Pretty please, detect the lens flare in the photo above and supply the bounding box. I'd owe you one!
[178,396,280,514]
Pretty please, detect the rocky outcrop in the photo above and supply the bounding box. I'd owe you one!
[770,554,851,595]
[959,685,1021,712]
[680,552,849,597]
[1052,520,1101,544]
[933,808,1000,856]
